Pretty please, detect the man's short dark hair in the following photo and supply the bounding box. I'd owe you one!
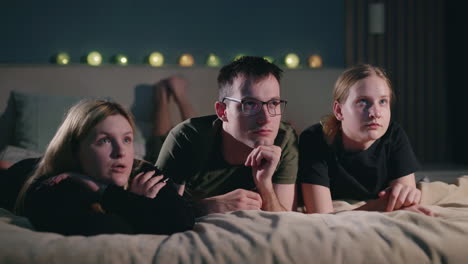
[217,56,283,101]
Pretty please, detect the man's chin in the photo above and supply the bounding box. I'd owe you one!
[246,137,275,147]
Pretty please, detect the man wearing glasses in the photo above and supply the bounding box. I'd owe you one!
[156,56,298,215]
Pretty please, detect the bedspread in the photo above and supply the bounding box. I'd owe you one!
[1,176,468,264]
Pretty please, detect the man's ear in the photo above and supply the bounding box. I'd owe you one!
[215,101,228,122]
[333,101,344,121]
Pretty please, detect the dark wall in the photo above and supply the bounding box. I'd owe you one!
[344,0,465,165]
[446,2,468,164]
[0,0,344,67]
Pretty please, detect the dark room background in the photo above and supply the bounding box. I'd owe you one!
[0,0,344,67]
[0,0,466,166]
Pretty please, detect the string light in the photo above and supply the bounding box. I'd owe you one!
[308,55,323,68]
[148,52,164,67]
[284,53,300,69]
[54,51,320,68]
[55,52,70,65]
[86,51,102,66]
[263,56,274,63]
[179,54,194,67]
[114,54,128,66]
[233,54,246,61]
[206,54,221,67]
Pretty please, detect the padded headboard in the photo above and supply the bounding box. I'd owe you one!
[0,65,342,147]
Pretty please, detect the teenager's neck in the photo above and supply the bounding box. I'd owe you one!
[340,131,375,152]
[221,130,252,165]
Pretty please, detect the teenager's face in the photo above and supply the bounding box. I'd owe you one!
[335,74,391,150]
[78,114,135,187]
[222,74,282,148]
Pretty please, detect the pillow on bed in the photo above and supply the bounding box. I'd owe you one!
[12,91,88,153]
[0,145,41,164]
[11,91,146,158]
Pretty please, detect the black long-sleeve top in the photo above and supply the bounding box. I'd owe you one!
[20,160,195,236]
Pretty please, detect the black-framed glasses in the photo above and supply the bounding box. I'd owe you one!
[222,97,287,116]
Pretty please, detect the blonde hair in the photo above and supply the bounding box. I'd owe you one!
[321,64,394,144]
[15,99,136,214]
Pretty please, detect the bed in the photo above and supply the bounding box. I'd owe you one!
[1,177,468,263]
[1,66,468,263]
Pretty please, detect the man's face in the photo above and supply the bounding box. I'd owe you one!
[222,74,282,148]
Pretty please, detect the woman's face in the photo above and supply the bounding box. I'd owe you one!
[78,114,135,187]
[334,74,391,151]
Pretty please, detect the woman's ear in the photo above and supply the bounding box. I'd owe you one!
[333,101,344,121]
[215,101,228,122]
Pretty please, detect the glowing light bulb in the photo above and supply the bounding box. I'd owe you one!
[148,52,164,67]
[284,53,300,69]
[234,54,245,61]
[115,54,128,65]
[263,56,274,63]
[87,51,102,66]
[206,54,221,67]
[179,54,194,67]
[308,55,323,68]
[56,52,70,65]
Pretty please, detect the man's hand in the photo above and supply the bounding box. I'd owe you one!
[244,145,287,211]
[378,183,421,212]
[245,145,281,190]
[200,189,263,214]
[129,170,168,198]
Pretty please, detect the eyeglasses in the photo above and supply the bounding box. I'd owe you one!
[222,97,287,116]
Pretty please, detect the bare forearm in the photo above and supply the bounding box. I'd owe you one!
[257,185,287,212]
[261,193,287,211]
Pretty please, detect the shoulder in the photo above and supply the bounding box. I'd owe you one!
[32,176,78,193]
[6,157,41,187]
[380,121,408,143]
[170,115,218,138]
[7,157,41,175]
[298,123,330,158]
[300,123,324,139]
[26,176,86,209]
[299,123,327,147]
[275,121,299,148]
[279,121,298,138]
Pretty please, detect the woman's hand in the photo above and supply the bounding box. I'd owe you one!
[129,170,167,198]
[378,183,421,212]
[43,172,106,193]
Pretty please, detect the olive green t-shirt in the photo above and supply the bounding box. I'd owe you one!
[155,115,298,199]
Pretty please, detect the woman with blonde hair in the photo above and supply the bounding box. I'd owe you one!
[15,99,194,235]
[298,64,433,215]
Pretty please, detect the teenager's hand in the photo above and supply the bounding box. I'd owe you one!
[200,189,263,214]
[401,204,435,216]
[378,183,421,212]
[245,145,281,192]
[129,170,167,198]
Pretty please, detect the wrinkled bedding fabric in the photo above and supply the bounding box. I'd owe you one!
[1,176,468,264]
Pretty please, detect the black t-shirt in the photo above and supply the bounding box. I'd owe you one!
[298,122,420,201]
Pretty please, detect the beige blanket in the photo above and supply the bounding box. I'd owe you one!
[1,176,468,264]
